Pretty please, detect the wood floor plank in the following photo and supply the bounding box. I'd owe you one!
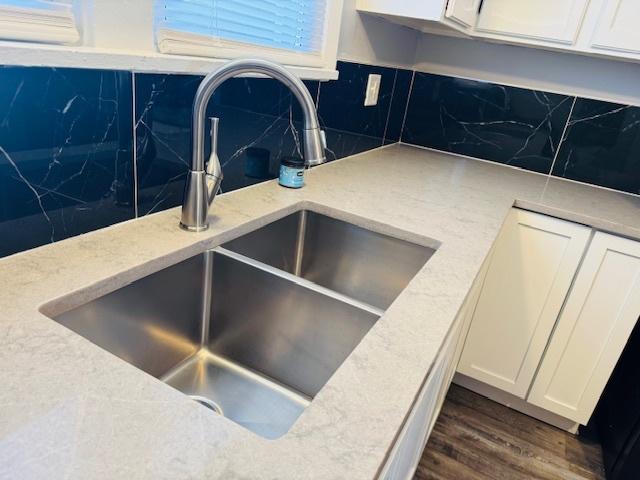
[414,385,605,480]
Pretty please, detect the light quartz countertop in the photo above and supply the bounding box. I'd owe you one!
[1,144,640,480]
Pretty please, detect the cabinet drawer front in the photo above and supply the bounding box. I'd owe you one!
[529,232,640,424]
[591,0,640,55]
[457,209,590,398]
[476,0,590,44]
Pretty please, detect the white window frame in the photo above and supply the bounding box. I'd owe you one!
[155,0,343,70]
[0,0,342,80]
[0,0,80,45]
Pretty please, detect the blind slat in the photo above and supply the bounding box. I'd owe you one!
[156,0,326,55]
[0,0,79,44]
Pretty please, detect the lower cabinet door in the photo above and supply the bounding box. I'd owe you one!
[457,209,591,398]
[528,232,640,424]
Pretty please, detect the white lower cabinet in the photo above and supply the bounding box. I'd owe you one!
[528,232,640,423]
[457,208,640,429]
[457,209,591,398]
[380,256,491,480]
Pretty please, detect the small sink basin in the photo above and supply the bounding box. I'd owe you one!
[47,250,379,439]
[223,210,436,310]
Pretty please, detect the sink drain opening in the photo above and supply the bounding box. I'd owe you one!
[189,395,223,415]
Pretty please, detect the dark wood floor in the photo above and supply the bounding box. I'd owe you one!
[415,385,605,480]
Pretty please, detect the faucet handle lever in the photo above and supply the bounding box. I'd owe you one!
[209,117,219,161]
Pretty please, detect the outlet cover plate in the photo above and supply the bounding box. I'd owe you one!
[364,74,382,107]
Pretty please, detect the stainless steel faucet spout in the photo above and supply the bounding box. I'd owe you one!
[180,59,327,232]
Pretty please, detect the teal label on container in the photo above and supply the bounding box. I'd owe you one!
[279,164,305,188]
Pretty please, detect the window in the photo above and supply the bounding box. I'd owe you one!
[155,0,332,68]
[0,0,79,44]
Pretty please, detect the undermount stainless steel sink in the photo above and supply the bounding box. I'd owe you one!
[224,210,436,310]
[45,209,436,439]
[49,249,379,439]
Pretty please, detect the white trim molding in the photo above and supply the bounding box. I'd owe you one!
[0,41,339,80]
[0,1,79,45]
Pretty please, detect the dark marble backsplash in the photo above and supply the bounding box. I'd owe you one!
[0,61,406,258]
[1,60,639,258]
[0,67,134,257]
[402,73,640,196]
[403,73,573,174]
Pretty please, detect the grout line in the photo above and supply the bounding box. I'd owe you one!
[316,80,323,112]
[131,72,139,218]
[314,81,321,107]
[546,96,578,180]
[398,71,416,143]
[382,69,399,144]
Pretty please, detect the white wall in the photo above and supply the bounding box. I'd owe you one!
[337,0,419,69]
[414,33,640,106]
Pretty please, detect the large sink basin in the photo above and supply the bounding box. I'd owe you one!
[48,249,379,439]
[224,210,436,310]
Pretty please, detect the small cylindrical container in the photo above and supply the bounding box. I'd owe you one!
[278,156,305,189]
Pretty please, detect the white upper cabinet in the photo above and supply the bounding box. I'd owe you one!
[590,0,640,55]
[529,232,640,424]
[476,0,590,44]
[445,0,482,29]
[457,209,591,398]
[357,0,640,63]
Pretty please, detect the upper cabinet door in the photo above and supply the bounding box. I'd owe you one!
[457,209,591,398]
[529,232,640,424]
[445,0,482,29]
[590,0,640,55]
[476,0,590,44]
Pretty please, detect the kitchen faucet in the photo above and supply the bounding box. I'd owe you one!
[180,58,327,232]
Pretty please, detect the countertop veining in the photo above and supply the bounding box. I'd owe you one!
[1,144,639,480]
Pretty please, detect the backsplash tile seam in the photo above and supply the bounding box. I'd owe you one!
[398,70,416,144]
[547,96,578,177]
[381,69,399,144]
[131,72,139,218]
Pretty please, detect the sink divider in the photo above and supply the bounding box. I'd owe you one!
[212,246,385,318]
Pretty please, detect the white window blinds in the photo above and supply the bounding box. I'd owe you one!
[155,0,327,60]
[0,0,79,44]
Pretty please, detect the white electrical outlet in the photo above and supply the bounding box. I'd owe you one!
[364,74,382,107]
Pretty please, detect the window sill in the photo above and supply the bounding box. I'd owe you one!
[0,41,340,80]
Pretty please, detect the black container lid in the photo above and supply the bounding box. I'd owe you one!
[280,156,305,168]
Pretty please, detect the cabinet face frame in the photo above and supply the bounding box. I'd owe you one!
[457,209,591,398]
[528,231,640,424]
